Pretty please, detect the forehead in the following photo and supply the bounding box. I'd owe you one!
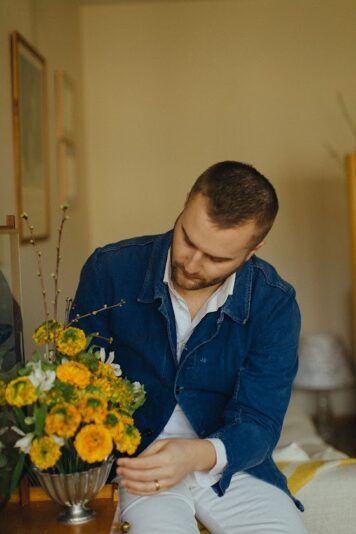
[179,193,258,258]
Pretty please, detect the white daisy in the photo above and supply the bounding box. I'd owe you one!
[27,361,56,392]
[99,348,122,376]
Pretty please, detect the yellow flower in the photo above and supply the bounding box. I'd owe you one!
[76,394,107,424]
[30,436,62,470]
[56,361,91,389]
[0,380,6,405]
[56,327,87,357]
[33,320,63,345]
[74,424,113,463]
[43,387,67,407]
[110,377,134,410]
[45,403,81,438]
[5,377,38,407]
[96,360,116,381]
[115,426,141,456]
[91,376,112,397]
[104,410,125,441]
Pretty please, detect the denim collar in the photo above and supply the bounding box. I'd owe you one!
[137,230,253,324]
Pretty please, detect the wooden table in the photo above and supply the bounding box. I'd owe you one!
[0,483,121,534]
[0,499,117,534]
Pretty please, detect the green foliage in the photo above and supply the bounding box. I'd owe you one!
[76,351,99,373]
[9,452,25,495]
[130,386,146,414]
[13,407,32,434]
[31,351,41,363]
[34,404,47,437]
[53,378,75,401]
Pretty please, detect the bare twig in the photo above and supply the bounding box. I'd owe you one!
[53,204,69,320]
[67,300,126,327]
[21,213,49,324]
[88,332,114,344]
[323,142,344,170]
[64,297,73,326]
[337,91,356,144]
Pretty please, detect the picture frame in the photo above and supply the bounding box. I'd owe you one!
[11,31,50,243]
[0,216,24,371]
[55,70,77,204]
[55,69,75,142]
[57,140,77,205]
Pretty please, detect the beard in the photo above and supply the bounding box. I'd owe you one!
[171,261,238,291]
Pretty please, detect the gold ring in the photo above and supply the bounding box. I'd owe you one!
[154,479,160,492]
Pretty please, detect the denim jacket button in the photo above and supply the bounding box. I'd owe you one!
[175,386,183,394]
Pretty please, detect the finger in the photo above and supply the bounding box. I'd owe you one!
[120,478,167,495]
[139,440,168,457]
[117,465,165,482]
[117,449,166,470]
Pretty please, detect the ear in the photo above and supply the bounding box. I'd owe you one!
[246,240,265,261]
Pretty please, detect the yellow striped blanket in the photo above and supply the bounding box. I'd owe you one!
[197,458,356,533]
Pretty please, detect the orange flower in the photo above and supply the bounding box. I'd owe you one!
[56,361,91,389]
[30,436,62,470]
[45,403,81,438]
[74,424,113,463]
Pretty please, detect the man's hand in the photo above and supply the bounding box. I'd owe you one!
[116,438,216,495]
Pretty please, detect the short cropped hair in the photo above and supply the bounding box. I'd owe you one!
[188,161,279,246]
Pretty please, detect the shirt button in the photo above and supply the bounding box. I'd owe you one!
[175,386,183,394]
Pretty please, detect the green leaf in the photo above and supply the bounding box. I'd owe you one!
[76,352,99,372]
[85,336,93,349]
[0,350,9,363]
[54,379,75,401]
[41,361,56,371]
[18,366,31,376]
[84,384,101,394]
[130,388,146,413]
[0,450,8,469]
[0,362,22,382]
[9,452,25,495]
[13,407,28,432]
[34,404,47,436]
[32,351,41,362]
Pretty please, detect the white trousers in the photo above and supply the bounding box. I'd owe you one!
[119,472,308,534]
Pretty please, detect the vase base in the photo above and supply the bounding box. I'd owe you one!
[58,505,95,524]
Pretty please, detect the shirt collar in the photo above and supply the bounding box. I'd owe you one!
[137,229,252,324]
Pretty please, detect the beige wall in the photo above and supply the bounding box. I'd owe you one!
[1,0,355,414]
[80,0,356,413]
[0,0,91,357]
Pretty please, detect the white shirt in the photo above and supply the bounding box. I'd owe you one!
[155,248,235,486]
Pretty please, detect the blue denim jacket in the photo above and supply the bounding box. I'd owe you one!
[71,230,303,511]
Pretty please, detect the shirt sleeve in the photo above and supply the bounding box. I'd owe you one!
[193,438,227,487]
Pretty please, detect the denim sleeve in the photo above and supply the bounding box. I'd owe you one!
[69,250,112,349]
[208,288,301,495]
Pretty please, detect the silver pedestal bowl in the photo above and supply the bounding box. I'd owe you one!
[31,456,115,524]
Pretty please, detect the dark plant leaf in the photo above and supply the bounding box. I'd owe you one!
[9,452,25,495]
[34,404,47,436]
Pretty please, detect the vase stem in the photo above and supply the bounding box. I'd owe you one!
[58,503,95,525]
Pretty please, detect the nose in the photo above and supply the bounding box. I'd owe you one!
[184,250,202,274]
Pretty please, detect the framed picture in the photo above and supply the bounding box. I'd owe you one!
[58,140,77,204]
[55,70,75,142]
[0,216,24,372]
[55,70,77,204]
[11,32,50,243]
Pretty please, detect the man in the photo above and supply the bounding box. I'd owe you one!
[71,161,307,533]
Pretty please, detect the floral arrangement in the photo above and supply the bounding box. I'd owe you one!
[0,206,145,501]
